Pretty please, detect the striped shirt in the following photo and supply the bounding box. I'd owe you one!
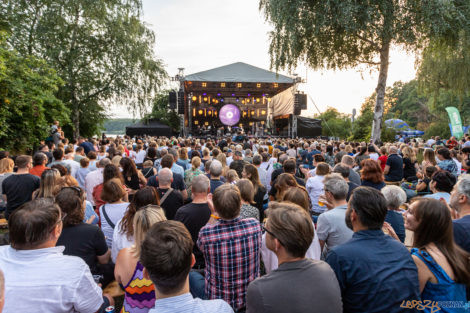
[198,217,261,312]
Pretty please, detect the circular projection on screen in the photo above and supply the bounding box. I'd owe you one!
[219,104,241,126]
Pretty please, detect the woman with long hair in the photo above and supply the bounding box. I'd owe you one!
[115,206,166,313]
[0,158,14,211]
[306,163,330,218]
[111,187,159,262]
[55,186,113,287]
[324,145,335,168]
[275,173,301,201]
[33,168,61,199]
[176,147,190,171]
[184,156,203,199]
[120,157,147,193]
[402,146,419,182]
[405,198,470,308]
[243,164,267,220]
[355,146,369,169]
[216,153,229,177]
[360,159,386,190]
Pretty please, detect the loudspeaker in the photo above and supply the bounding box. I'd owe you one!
[294,93,307,113]
[169,91,177,109]
[177,91,185,114]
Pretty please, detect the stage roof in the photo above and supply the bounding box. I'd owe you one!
[184,62,294,84]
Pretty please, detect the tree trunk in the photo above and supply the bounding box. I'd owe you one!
[71,94,80,139]
[371,42,390,144]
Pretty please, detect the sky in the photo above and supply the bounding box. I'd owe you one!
[111,0,417,118]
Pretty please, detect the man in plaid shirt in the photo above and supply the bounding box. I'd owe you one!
[198,184,262,312]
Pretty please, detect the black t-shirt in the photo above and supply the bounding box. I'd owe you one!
[156,188,184,220]
[347,181,359,201]
[56,223,108,273]
[385,154,403,181]
[174,202,211,268]
[403,158,417,180]
[147,172,186,191]
[2,174,40,217]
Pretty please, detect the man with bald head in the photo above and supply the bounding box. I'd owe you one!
[156,168,183,220]
[384,146,403,182]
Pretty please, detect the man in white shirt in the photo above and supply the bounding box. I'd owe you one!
[63,146,80,178]
[85,158,111,206]
[0,198,113,312]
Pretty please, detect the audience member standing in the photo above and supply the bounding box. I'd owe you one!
[2,155,40,219]
[209,160,224,194]
[198,184,261,312]
[247,202,342,313]
[0,158,14,213]
[30,152,49,177]
[326,187,420,313]
[85,158,111,207]
[174,175,212,269]
[155,168,183,220]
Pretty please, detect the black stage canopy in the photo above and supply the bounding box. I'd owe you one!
[126,119,174,137]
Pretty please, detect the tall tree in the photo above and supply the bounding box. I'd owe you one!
[2,0,167,138]
[260,0,470,143]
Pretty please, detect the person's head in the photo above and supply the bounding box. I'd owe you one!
[140,220,194,295]
[101,178,127,203]
[191,174,210,196]
[450,174,470,214]
[274,173,300,200]
[0,157,14,174]
[252,154,262,166]
[191,156,201,170]
[404,198,470,284]
[430,170,456,193]
[341,155,355,168]
[389,146,398,154]
[236,179,255,204]
[436,148,452,160]
[55,186,86,227]
[283,159,296,174]
[33,152,47,167]
[120,157,138,177]
[315,162,330,176]
[423,148,436,165]
[243,164,261,188]
[360,159,384,183]
[79,157,89,168]
[215,153,227,167]
[87,151,97,161]
[160,154,174,169]
[132,205,166,258]
[323,174,348,202]
[103,164,123,184]
[332,164,350,180]
[75,146,85,156]
[158,168,173,187]
[213,184,241,219]
[425,166,437,178]
[52,149,64,161]
[281,186,310,212]
[234,150,243,160]
[265,202,313,258]
[98,157,111,168]
[9,198,62,250]
[147,147,157,159]
[225,169,239,184]
[143,160,153,168]
[278,153,288,165]
[346,187,387,231]
[37,168,61,198]
[380,146,387,156]
[121,187,159,237]
[15,155,32,170]
[209,159,223,177]
[381,185,407,210]
[313,154,325,165]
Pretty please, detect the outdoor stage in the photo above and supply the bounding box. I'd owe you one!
[178,62,321,138]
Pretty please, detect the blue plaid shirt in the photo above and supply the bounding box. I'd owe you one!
[198,217,261,312]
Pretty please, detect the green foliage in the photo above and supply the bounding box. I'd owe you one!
[104,118,136,135]
[0,32,68,152]
[3,0,167,138]
[260,0,470,142]
[143,91,181,133]
[352,95,374,141]
[315,108,352,139]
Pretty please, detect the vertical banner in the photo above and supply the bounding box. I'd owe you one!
[445,107,464,139]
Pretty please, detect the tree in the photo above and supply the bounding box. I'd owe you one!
[143,91,181,133]
[0,31,68,152]
[260,0,470,143]
[2,0,167,138]
[314,108,352,139]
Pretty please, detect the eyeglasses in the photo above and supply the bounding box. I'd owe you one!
[61,186,83,195]
[262,224,284,246]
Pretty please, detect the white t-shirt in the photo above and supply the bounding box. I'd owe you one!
[369,152,379,161]
[135,150,147,164]
[99,202,130,248]
[111,218,134,263]
[0,246,103,313]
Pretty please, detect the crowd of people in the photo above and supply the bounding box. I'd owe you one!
[0,130,470,312]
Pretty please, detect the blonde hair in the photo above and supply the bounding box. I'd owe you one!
[131,205,166,257]
[191,156,201,170]
[0,158,14,174]
[402,146,416,163]
[226,169,239,183]
[112,155,122,167]
[36,169,61,198]
[345,145,353,153]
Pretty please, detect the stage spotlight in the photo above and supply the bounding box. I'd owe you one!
[256,98,260,103]
[203,93,207,96]
[203,97,208,102]
[257,83,261,88]
[236,98,239,102]
[198,109,203,115]
[217,93,221,96]
[231,93,235,97]
[247,93,251,97]
[246,98,250,103]
[192,96,197,101]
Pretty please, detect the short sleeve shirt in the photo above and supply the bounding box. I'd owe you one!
[385,154,403,181]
